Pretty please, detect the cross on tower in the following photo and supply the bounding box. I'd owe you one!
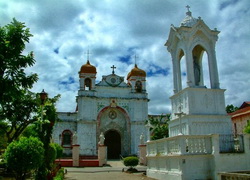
[85,49,91,60]
[111,65,116,74]
[134,54,139,65]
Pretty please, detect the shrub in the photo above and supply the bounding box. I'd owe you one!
[123,156,139,169]
[53,143,63,159]
[4,137,44,180]
[53,168,64,180]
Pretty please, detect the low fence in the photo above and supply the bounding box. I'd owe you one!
[219,134,244,153]
[147,135,212,156]
[219,172,250,180]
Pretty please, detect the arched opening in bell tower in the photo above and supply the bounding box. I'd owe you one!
[84,78,92,90]
[135,80,142,92]
[192,45,210,88]
[178,49,187,90]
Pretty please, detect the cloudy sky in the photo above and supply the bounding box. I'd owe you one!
[1,0,249,114]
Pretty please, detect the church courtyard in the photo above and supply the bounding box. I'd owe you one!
[64,160,155,180]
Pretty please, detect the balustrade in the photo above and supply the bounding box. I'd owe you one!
[147,135,212,157]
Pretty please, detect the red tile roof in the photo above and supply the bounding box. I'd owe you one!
[229,106,250,117]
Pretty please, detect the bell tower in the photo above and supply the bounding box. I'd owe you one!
[127,64,147,93]
[165,6,232,137]
[79,60,97,90]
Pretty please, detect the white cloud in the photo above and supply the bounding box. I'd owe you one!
[1,0,249,114]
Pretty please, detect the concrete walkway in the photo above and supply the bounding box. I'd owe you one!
[64,160,156,180]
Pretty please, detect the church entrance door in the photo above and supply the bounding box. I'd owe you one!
[104,130,121,159]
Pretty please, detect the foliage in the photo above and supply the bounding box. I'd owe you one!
[0,161,6,168]
[123,156,139,168]
[53,143,63,159]
[147,114,170,140]
[0,18,38,143]
[0,126,7,150]
[0,90,39,143]
[226,104,239,113]
[53,168,64,180]
[21,124,38,138]
[48,143,57,165]
[244,121,250,134]
[4,137,44,180]
[36,95,60,180]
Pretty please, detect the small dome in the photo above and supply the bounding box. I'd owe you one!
[180,9,198,27]
[127,64,146,80]
[79,60,96,74]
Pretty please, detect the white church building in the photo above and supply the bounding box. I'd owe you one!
[52,61,148,159]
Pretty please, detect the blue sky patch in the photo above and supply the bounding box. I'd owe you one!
[54,47,59,54]
[59,77,75,86]
[219,0,239,10]
[147,64,169,77]
[118,55,131,64]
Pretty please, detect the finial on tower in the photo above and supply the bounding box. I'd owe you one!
[134,54,138,65]
[185,5,192,16]
[85,49,91,61]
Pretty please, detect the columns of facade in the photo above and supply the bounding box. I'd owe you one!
[138,144,147,165]
[98,145,107,166]
[79,78,84,90]
[142,78,146,92]
[208,48,220,89]
[176,57,182,92]
[185,50,195,87]
[72,144,80,167]
[91,76,96,89]
[172,54,179,93]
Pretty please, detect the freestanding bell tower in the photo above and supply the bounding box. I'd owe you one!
[165,6,232,137]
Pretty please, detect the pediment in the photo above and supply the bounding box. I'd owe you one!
[97,74,128,87]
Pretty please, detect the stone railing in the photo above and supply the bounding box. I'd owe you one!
[218,172,250,180]
[147,135,212,156]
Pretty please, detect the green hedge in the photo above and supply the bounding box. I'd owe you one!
[123,156,139,168]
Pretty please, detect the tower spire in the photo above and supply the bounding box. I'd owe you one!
[134,54,138,66]
[85,49,91,61]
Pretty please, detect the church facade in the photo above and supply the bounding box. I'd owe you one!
[52,61,148,159]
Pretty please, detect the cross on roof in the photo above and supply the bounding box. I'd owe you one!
[85,49,91,60]
[111,65,116,74]
[134,54,139,65]
[186,5,191,12]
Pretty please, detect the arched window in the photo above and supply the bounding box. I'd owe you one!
[84,78,91,90]
[61,130,72,148]
[135,81,142,92]
[192,45,210,88]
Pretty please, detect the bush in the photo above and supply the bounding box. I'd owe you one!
[53,143,63,159]
[53,168,64,180]
[123,156,139,169]
[4,137,44,180]
[0,161,6,168]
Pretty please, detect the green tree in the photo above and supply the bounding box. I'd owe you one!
[147,114,170,140]
[226,104,239,113]
[0,18,38,143]
[244,121,250,134]
[1,90,39,143]
[4,137,44,180]
[35,95,60,180]
[21,124,38,138]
